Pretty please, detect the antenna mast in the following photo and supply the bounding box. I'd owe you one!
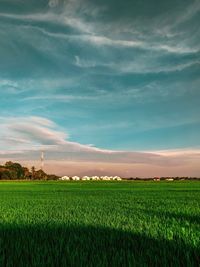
[41,151,44,171]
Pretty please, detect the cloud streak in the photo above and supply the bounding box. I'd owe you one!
[5,22,199,55]
[0,116,200,177]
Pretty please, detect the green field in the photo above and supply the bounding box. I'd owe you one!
[0,181,199,266]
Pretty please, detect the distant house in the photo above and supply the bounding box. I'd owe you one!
[113,176,122,181]
[82,176,90,181]
[166,178,174,181]
[101,176,111,180]
[59,176,70,181]
[59,175,122,181]
[153,178,160,181]
[72,176,80,181]
[91,176,99,180]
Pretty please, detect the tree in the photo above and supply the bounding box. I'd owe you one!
[5,161,24,179]
[35,169,48,180]
[23,167,31,179]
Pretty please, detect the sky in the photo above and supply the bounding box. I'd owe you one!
[0,0,200,177]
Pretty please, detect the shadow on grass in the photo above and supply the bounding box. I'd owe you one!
[0,224,199,267]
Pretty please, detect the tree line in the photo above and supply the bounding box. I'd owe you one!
[0,161,58,180]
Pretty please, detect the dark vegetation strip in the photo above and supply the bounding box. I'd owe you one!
[0,224,199,267]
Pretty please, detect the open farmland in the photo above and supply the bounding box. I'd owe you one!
[0,181,199,267]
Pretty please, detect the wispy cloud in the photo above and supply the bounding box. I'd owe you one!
[0,116,200,170]
[0,10,93,34]
[21,94,97,102]
[16,24,199,55]
[74,54,200,74]
[1,0,199,56]
[0,116,112,153]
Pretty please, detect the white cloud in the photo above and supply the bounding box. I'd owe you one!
[83,35,144,48]
[0,9,93,34]
[0,116,66,148]
[74,55,97,68]
[113,59,200,74]
[151,148,200,157]
[0,116,200,172]
[0,79,18,87]
[17,24,199,55]
[0,116,112,153]
[21,94,97,102]
[73,54,199,74]
[1,0,199,56]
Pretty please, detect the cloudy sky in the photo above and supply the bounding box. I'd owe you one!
[0,0,200,177]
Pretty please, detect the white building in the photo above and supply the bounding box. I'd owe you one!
[153,178,160,182]
[101,176,111,180]
[113,176,122,181]
[72,176,80,181]
[82,176,90,181]
[59,176,70,181]
[91,176,99,180]
[166,178,174,181]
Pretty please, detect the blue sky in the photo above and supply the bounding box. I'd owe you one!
[0,0,200,176]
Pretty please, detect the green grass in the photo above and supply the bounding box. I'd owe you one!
[0,181,199,266]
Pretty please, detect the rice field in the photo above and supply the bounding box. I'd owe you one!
[0,181,199,266]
